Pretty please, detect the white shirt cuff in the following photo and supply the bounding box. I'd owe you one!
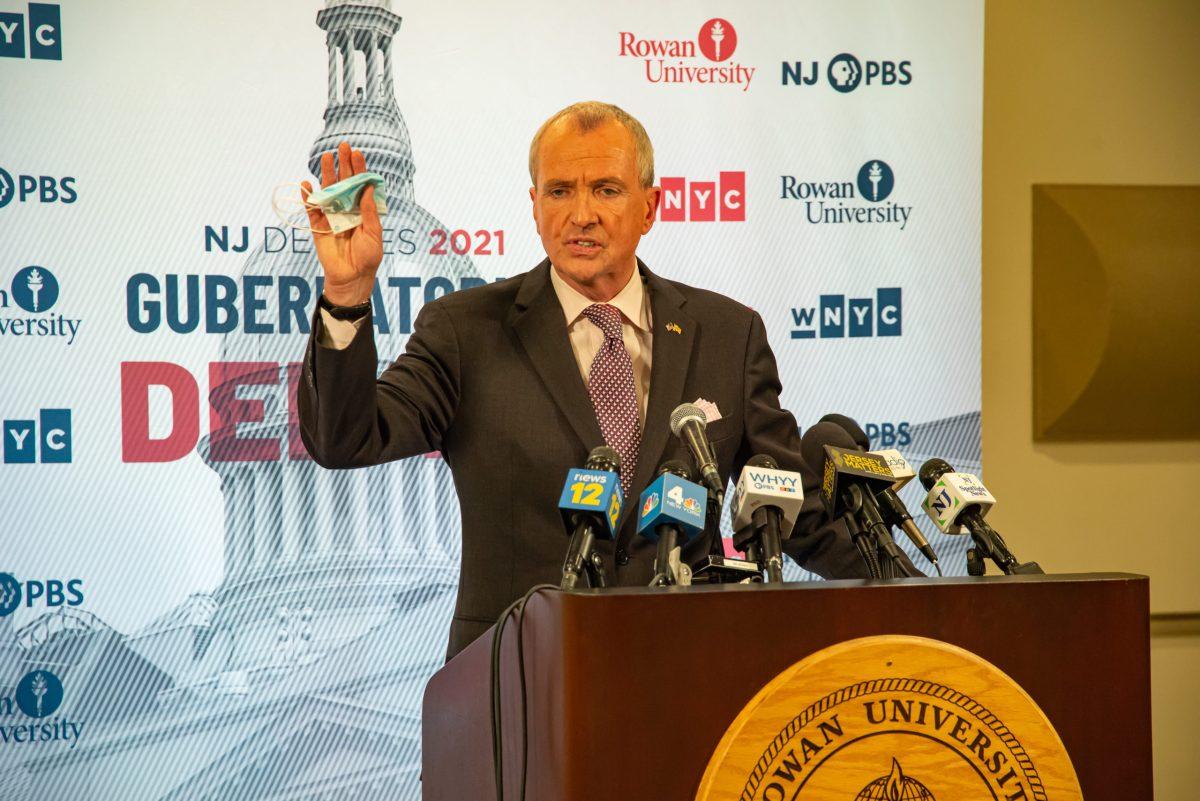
[317,307,368,350]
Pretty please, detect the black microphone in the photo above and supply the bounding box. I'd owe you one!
[800,422,879,576]
[669,403,724,505]
[818,413,870,449]
[801,422,910,578]
[821,413,940,570]
[560,445,623,590]
[919,458,1042,576]
[742,455,786,583]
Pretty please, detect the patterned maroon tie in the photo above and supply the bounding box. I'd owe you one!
[581,303,641,493]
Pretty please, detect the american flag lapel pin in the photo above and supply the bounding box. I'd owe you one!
[665,322,682,335]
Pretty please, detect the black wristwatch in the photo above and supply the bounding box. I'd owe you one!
[318,293,372,321]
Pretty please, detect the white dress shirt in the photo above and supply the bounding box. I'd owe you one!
[317,265,654,425]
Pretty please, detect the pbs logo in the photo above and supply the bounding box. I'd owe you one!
[865,422,912,448]
[827,53,913,92]
[0,166,78,208]
[0,573,84,616]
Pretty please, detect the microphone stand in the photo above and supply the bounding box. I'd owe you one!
[845,486,910,578]
[584,550,609,588]
[751,508,785,584]
[561,518,610,590]
[560,523,595,590]
[966,520,1043,576]
[652,526,679,586]
[841,501,881,579]
[731,523,768,582]
[706,490,725,557]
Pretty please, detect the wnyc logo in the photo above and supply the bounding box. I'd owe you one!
[658,172,744,222]
[3,408,71,463]
[0,2,61,60]
[618,18,756,91]
[789,288,902,340]
[782,52,912,92]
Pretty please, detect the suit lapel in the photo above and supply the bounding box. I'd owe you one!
[508,258,699,526]
[507,260,604,452]
[621,261,697,529]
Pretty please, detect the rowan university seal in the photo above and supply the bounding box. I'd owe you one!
[695,636,1082,801]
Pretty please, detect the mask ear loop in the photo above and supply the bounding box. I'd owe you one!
[272,182,335,235]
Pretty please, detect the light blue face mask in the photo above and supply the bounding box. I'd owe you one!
[272,172,389,234]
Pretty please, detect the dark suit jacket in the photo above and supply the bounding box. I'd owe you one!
[300,259,878,659]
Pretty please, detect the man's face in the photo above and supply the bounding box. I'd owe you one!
[530,119,660,293]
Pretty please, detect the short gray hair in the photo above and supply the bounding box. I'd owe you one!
[528,101,655,189]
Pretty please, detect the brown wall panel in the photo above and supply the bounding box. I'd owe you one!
[1032,185,1199,441]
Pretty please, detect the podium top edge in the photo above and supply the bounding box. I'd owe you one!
[565,572,1148,598]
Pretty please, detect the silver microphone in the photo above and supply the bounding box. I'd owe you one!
[669,403,724,504]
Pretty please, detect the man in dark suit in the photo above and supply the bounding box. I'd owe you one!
[299,102,884,659]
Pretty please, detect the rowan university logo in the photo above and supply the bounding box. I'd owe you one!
[696,636,1083,801]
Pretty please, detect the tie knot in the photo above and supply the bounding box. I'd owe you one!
[581,304,624,340]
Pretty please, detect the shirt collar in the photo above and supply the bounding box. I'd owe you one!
[549,264,650,332]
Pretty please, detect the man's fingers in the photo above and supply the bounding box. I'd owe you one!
[301,180,327,232]
[359,183,381,237]
[320,152,335,188]
[338,141,353,182]
[351,148,368,176]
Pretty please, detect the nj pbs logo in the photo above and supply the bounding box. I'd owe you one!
[0,573,84,618]
[0,3,61,60]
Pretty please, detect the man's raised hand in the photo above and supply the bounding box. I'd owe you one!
[302,141,384,306]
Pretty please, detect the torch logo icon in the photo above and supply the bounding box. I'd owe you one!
[15,669,65,718]
[32,673,48,716]
[698,18,737,62]
[867,163,882,201]
[856,159,895,203]
[10,265,60,313]
[710,21,725,61]
[27,268,44,311]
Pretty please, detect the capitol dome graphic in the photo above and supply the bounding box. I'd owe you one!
[3,3,476,799]
[199,0,477,675]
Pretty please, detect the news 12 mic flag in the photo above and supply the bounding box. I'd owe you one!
[0,1,981,797]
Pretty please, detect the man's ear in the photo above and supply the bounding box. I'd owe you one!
[529,186,539,229]
[641,186,661,234]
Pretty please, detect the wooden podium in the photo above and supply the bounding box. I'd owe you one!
[422,573,1150,800]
